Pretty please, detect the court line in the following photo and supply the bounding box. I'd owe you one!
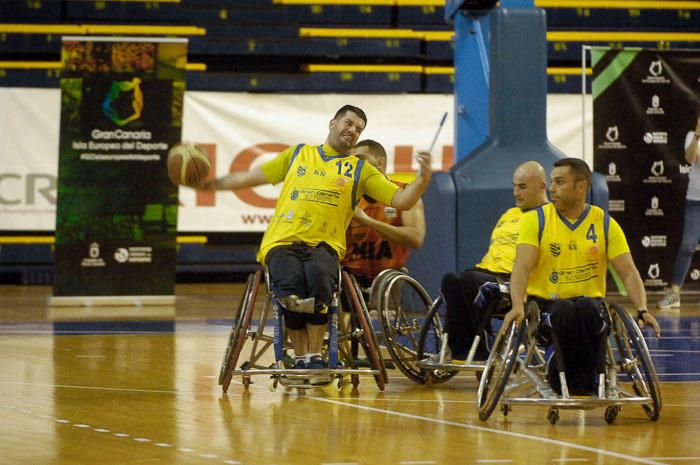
[299,394,669,465]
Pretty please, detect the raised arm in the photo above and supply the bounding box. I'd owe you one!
[610,252,661,337]
[200,165,269,190]
[352,199,426,249]
[390,151,432,211]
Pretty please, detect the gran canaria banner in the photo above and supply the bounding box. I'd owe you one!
[52,37,186,301]
[592,47,700,292]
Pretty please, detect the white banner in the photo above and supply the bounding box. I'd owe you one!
[0,89,591,232]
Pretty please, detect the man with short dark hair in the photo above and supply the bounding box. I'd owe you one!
[202,106,432,369]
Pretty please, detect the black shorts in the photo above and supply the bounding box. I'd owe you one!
[267,242,339,330]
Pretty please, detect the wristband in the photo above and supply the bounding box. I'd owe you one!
[637,308,648,320]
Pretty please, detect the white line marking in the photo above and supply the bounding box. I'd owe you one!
[200,453,218,459]
[552,459,590,463]
[55,419,70,424]
[223,461,242,464]
[399,461,437,464]
[74,424,91,428]
[179,448,195,453]
[134,437,151,443]
[651,458,700,462]
[75,355,107,358]
[476,460,513,464]
[302,396,668,465]
[113,433,129,438]
[94,428,110,433]
[155,443,173,447]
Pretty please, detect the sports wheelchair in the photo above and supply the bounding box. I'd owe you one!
[367,269,438,383]
[476,300,661,424]
[414,281,511,384]
[218,268,386,393]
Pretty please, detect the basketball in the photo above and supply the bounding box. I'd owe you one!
[167,142,211,188]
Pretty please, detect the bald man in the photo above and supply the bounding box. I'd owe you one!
[442,161,549,363]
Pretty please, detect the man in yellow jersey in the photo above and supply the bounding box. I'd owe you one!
[441,161,548,362]
[343,139,426,288]
[201,105,432,370]
[504,158,660,394]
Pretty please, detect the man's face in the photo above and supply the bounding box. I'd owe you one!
[328,111,365,152]
[512,169,543,210]
[549,166,583,211]
[352,145,385,174]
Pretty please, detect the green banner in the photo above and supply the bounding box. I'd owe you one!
[53,37,186,298]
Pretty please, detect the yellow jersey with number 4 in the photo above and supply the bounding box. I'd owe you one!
[517,203,629,300]
[257,143,399,263]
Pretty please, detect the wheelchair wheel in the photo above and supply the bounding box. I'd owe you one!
[609,303,661,421]
[416,296,458,384]
[477,314,526,421]
[374,270,433,383]
[342,271,386,391]
[219,270,261,393]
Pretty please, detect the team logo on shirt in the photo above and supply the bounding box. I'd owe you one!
[549,271,559,283]
[297,165,307,177]
[549,242,561,257]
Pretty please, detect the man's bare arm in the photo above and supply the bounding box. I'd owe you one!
[352,199,426,249]
[200,166,269,190]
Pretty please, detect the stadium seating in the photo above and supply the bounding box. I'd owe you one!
[1,0,699,92]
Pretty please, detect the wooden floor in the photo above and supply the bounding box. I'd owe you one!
[2,283,700,465]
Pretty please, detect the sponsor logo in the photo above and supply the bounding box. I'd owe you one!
[597,126,627,150]
[291,189,299,200]
[680,164,692,175]
[645,196,664,216]
[586,245,599,261]
[691,269,700,281]
[313,168,326,177]
[606,162,621,183]
[646,95,665,115]
[81,242,106,267]
[113,246,152,264]
[285,210,294,220]
[568,241,577,251]
[643,131,668,144]
[643,160,672,184]
[642,60,670,84]
[608,199,625,212]
[102,78,143,127]
[648,263,660,279]
[641,235,667,248]
[297,165,307,177]
[644,263,667,287]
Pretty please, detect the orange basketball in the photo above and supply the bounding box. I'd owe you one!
[167,143,211,188]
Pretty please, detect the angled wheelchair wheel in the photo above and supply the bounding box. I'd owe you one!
[416,296,458,384]
[219,270,261,393]
[342,271,386,390]
[609,303,661,421]
[476,315,525,421]
[374,270,434,383]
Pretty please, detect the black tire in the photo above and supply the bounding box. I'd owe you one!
[609,303,661,421]
[376,271,434,383]
[219,270,261,393]
[416,296,458,384]
[342,271,386,390]
[477,317,525,421]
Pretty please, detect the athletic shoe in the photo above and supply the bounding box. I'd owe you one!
[657,290,680,309]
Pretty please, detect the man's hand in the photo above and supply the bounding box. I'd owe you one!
[415,150,433,181]
[352,206,371,225]
[502,305,525,330]
[637,311,661,338]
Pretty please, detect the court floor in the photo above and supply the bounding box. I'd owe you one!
[2,283,700,465]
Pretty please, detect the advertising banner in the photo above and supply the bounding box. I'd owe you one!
[0,91,592,233]
[52,37,187,300]
[592,47,700,291]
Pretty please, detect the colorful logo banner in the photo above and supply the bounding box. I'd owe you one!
[53,37,187,298]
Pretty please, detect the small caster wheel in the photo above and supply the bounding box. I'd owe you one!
[605,406,620,425]
[333,377,343,391]
[424,372,434,385]
[268,376,278,392]
[547,408,559,425]
[351,374,360,389]
[242,375,251,389]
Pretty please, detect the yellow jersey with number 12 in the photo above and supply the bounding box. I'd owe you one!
[517,203,630,300]
[257,144,399,263]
